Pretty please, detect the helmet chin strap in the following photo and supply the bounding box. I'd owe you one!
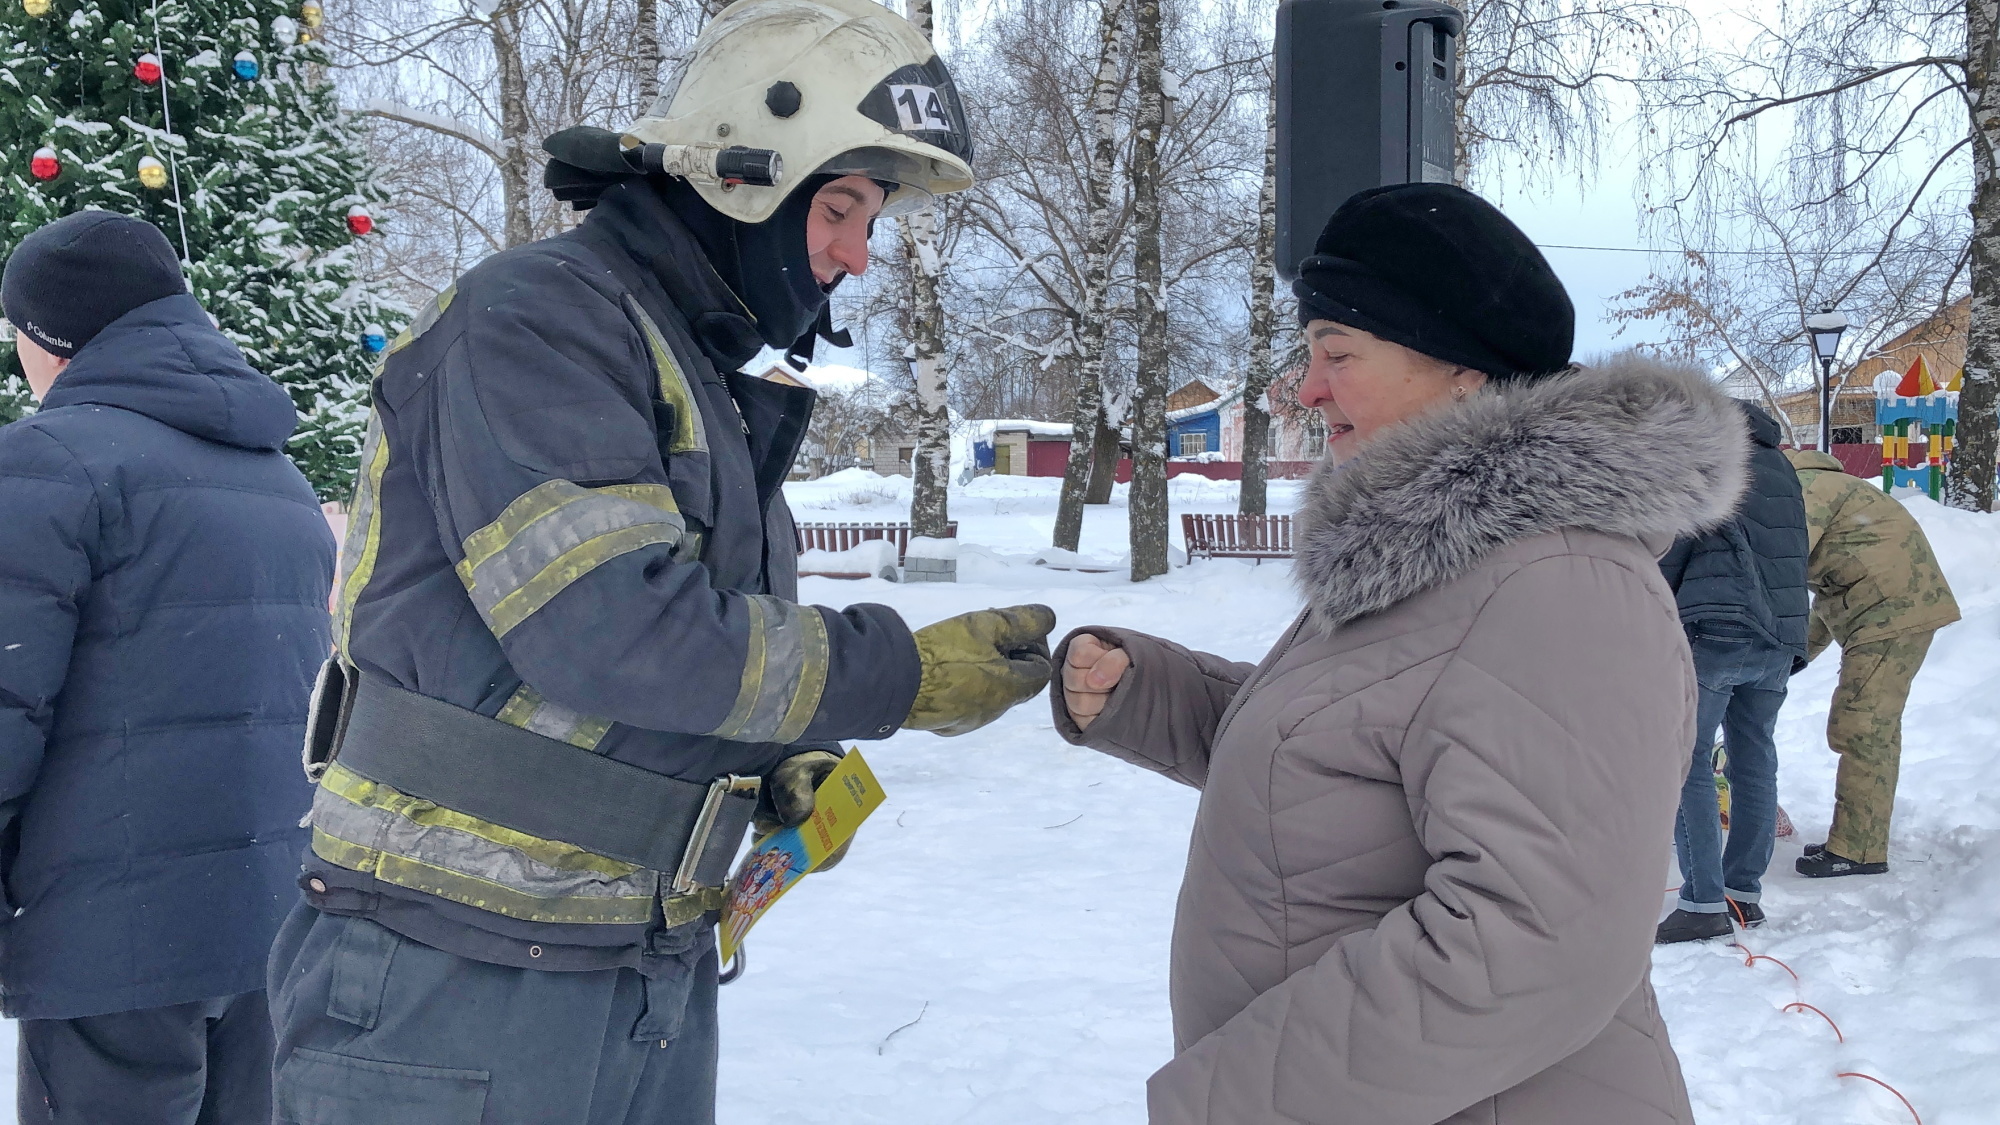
[785,299,855,372]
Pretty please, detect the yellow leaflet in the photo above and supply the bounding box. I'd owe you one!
[720,749,885,962]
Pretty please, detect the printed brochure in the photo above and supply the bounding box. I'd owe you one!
[720,749,885,961]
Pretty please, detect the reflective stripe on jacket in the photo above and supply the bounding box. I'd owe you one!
[305,179,920,954]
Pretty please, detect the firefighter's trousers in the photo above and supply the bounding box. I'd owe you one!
[267,903,718,1125]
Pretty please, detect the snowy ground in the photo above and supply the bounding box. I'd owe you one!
[5,471,1994,1124]
[744,473,2000,1125]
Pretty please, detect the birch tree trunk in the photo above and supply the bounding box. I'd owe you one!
[1086,412,1120,503]
[635,0,664,108]
[903,0,954,544]
[1127,0,1171,580]
[1951,0,2000,512]
[490,0,535,248]
[1239,92,1279,518]
[1054,0,1128,552]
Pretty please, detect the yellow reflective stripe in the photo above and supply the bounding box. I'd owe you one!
[493,687,540,727]
[495,685,612,751]
[710,596,829,744]
[460,481,679,577]
[626,297,708,455]
[772,606,829,745]
[482,524,677,639]
[385,283,455,357]
[310,761,729,926]
[333,415,390,659]
[662,885,729,927]
[312,830,655,925]
[320,762,639,878]
[713,596,770,740]
[455,481,685,640]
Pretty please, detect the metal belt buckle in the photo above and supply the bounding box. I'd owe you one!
[671,774,759,896]
[300,658,355,783]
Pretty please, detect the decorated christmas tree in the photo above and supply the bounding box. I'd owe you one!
[0,0,401,499]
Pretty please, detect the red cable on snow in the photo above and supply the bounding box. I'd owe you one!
[1668,877,1923,1122]
[1837,1072,1924,1125]
[1715,922,1922,1124]
[1730,941,1801,981]
[1781,1002,1844,1043]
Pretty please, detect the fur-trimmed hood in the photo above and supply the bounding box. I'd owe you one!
[1294,355,1749,627]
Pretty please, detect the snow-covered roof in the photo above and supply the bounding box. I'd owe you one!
[969,418,1074,442]
[1168,382,1244,424]
[755,361,878,392]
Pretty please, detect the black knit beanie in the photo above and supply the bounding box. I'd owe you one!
[2,211,187,358]
[1292,183,1573,381]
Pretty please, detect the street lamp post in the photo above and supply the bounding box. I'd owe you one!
[1806,309,1849,453]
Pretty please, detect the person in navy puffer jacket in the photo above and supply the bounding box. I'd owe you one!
[0,211,333,1124]
[1653,399,1810,944]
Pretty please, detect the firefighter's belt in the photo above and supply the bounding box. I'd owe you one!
[326,670,759,892]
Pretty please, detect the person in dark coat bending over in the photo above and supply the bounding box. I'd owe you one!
[1653,401,1810,943]
[0,212,335,1123]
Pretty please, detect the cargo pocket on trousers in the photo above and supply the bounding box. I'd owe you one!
[276,1048,488,1125]
[632,957,699,1044]
[326,915,400,1030]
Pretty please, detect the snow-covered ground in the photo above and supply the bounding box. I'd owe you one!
[5,471,1994,1125]
[743,474,2000,1125]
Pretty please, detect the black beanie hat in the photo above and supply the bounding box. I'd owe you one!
[1292,183,1574,380]
[2,211,187,358]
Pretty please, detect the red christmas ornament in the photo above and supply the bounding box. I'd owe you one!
[30,146,60,181]
[345,205,373,236]
[135,52,163,86]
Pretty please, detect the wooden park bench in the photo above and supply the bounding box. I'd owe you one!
[795,521,959,578]
[1182,514,1294,562]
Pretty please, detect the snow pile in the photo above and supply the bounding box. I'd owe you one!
[797,540,899,581]
[904,536,958,562]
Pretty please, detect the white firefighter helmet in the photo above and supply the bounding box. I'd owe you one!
[622,0,975,224]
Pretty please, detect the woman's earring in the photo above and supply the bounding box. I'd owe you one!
[1452,385,1468,401]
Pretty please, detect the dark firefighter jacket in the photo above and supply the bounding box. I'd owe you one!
[302,179,922,970]
[1657,401,1811,661]
[0,294,331,1020]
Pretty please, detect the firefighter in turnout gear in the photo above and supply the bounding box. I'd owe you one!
[267,3,1053,1119]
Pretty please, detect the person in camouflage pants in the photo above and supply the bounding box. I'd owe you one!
[1787,451,1960,875]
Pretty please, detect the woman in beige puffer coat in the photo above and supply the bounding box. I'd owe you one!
[1054,186,1747,1124]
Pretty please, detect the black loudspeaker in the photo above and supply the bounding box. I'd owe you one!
[1275,0,1462,280]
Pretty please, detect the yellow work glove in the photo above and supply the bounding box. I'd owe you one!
[755,750,851,870]
[904,605,1058,736]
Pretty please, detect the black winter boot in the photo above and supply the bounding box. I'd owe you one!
[1795,848,1887,878]
[1655,909,1734,944]
[1726,899,1765,928]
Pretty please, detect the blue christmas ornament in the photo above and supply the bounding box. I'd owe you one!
[361,325,387,353]
[233,50,260,80]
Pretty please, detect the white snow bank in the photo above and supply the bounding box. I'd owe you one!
[903,536,957,561]
[797,540,898,580]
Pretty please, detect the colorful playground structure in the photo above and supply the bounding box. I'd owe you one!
[1874,356,1960,498]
